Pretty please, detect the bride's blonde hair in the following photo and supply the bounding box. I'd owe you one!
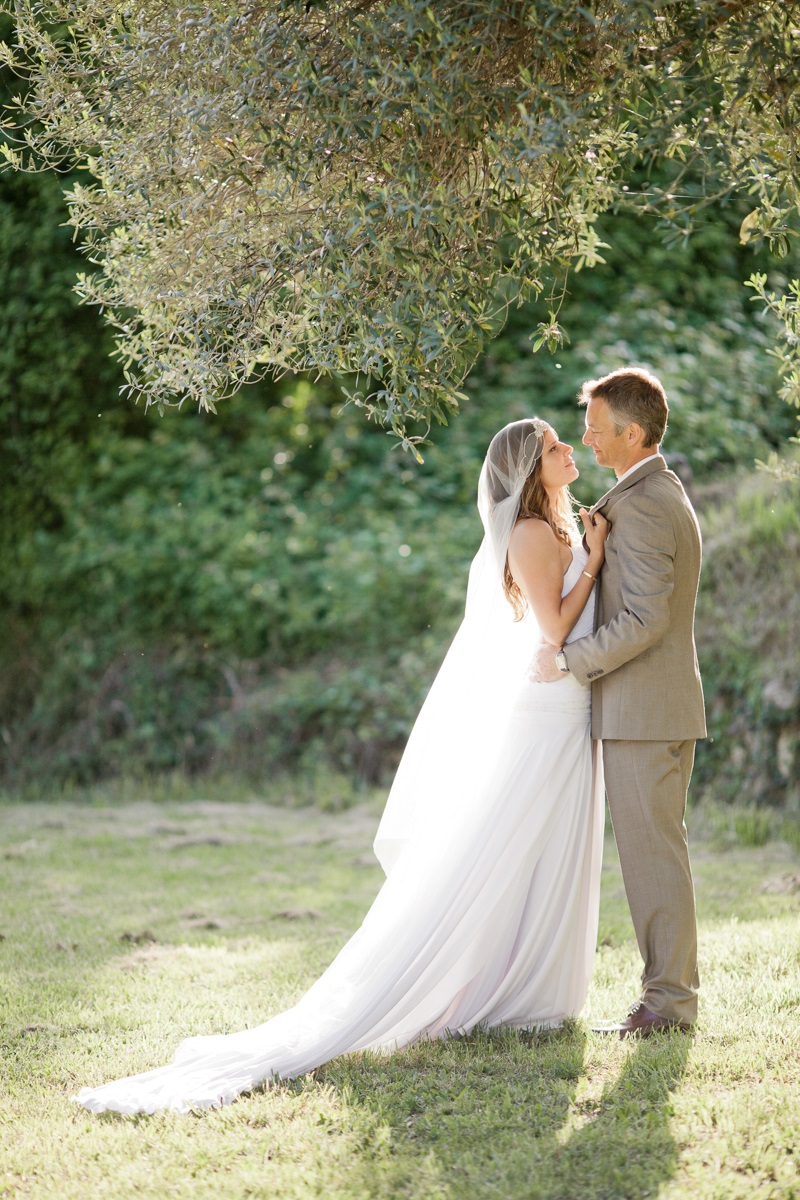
[503,460,579,621]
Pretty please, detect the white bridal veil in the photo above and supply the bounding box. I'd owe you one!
[74,413,608,1117]
[373,417,549,872]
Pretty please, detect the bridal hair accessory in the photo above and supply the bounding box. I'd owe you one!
[374,417,549,872]
[482,417,549,510]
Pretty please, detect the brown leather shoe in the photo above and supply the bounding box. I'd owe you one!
[591,1001,694,1039]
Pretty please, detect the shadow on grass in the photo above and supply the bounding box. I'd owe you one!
[309,1025,691,1200]
[549,1032,691,1199]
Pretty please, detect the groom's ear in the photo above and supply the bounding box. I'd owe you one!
[626,422,647,450]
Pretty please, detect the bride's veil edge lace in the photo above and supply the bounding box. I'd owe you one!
[71,417,553,1116]
[374,418,548,873]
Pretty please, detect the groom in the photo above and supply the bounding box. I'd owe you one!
[533,367,706,1036]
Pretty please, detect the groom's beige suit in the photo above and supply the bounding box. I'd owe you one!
[565,455,706,1024]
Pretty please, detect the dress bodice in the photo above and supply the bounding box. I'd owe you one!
[563,544,596,644]
[513,543,594,713]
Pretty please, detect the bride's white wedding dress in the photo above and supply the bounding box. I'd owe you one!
[75,547,603,1115]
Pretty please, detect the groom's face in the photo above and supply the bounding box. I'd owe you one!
[582,396,627,471]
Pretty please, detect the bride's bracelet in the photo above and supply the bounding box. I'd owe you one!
[582,569,597,582]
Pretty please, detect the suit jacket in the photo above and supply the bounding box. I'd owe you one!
[565,456,707,741]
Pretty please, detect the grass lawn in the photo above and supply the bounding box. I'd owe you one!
[1,784,799,1199]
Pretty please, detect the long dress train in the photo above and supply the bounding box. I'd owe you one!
[74,548,603,1115]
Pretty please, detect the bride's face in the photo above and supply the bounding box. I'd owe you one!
[539,427,579,491]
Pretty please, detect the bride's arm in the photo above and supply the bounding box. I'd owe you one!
[507,512,607,645]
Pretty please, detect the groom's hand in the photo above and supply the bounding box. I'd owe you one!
[528,642,564,683]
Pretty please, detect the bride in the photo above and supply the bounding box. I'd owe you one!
[75,416,610,1115]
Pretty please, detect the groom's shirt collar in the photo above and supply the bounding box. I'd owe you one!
[614,452,661,485]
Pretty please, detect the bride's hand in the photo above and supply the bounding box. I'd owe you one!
[579,509,610,563]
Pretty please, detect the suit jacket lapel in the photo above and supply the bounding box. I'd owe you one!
[589,455,667,516]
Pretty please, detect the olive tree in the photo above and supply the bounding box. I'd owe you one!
[1,0,798,447]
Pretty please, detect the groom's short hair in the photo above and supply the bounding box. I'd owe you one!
[579,368,668,448]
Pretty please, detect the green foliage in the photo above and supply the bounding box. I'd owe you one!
[0,291,491,783]
[4,405,798,795]
[733,809,774,849]
[748,273,800,439]
[0,83,797,796]
[693,465,800,807]
[2,2,800,437]
[0,13,138,544]
[0,165,125,534]
[463,186,798,488]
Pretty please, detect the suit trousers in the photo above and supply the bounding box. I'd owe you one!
[602,738,699,1024]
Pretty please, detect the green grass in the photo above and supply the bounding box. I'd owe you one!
[1,787,799,1199]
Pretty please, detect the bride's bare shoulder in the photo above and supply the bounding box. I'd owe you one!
[510,518,573,578]
[508,517,558,550]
